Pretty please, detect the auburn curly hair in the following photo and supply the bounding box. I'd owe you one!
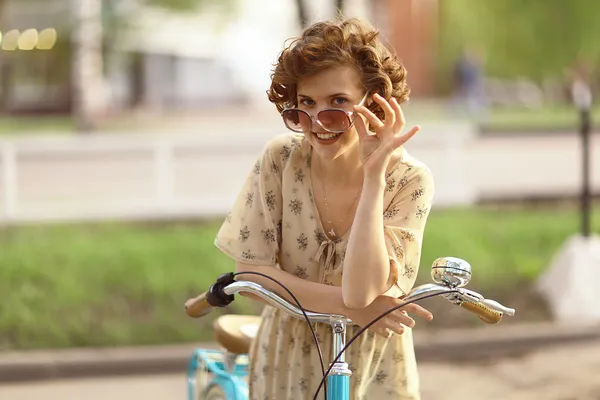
[267,17,410,122]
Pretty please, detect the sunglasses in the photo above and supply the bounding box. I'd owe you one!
[281,92,369,134]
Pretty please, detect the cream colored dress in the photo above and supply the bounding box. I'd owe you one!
[215,133,434,400]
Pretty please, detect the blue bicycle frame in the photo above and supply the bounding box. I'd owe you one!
[187,349,249,400]
[187,316,352,400]
[325,316,352,400]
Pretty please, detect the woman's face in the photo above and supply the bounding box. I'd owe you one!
[295,66,366,161]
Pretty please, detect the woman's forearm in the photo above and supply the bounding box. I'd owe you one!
[236,262,346,315]
[342,175,391,309]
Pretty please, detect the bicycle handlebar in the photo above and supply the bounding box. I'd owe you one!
[185,291,212,318]
[186,279,347,324]
[184,268,515,325]
[185,258,515,400]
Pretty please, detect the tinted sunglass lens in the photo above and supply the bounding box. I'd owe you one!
[318,110,350,132]
[282,110,311,132]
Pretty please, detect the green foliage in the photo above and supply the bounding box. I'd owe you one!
[1,206,598,350]
[142,0,238,12]
[0,220,256,350]
[437,0,600,89]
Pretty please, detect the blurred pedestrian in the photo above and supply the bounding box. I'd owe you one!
[451,46,488,120]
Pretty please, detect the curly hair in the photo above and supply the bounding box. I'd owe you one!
[267,17,410,122]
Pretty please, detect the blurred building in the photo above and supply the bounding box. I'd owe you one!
[372,0,438,97]
[0,0,71,113]
[0,0,247,114]
[0,0,438,115]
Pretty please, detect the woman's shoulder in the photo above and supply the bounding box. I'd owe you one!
[261,133,308,169]
[388,149,434,191]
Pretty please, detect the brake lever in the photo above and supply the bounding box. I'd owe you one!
[441,287,483,305]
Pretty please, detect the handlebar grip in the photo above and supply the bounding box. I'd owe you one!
[460,300,503,324]
[185,292,213,318]
[185,273,236,318]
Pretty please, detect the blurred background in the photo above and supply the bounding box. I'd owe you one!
[0,0,599,399]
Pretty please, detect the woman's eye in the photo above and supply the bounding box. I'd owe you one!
[299,99,315,106]
[333,97,348,106]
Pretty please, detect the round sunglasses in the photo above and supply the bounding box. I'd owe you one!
[281,92,368,134]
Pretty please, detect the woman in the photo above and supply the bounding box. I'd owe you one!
[215,17,435,399]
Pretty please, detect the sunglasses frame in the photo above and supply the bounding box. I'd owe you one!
[281,92,369,134]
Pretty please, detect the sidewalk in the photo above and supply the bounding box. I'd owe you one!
[1,322,599,384]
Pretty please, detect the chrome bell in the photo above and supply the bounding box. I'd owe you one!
[431,257,472,288]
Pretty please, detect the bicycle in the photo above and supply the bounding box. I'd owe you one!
[184,257,516,400]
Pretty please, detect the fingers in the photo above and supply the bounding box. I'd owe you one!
[390,97,405,132]
[383,319,406,336]
[360,296,435,339]
[354,113,369,140]
[354,104,384,131]
[389,96,419,148]
[393,125,421,148]
[389,310,416,328]
[373,327,393,338]
[372,93,396,128]
[386,299,433,326]
[404,303,434,321]
[373,320,405,338]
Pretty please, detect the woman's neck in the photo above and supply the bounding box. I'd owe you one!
[314,144,364,188]
[314,145,404,188]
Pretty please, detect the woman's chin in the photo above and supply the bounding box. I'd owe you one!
[308,131,358,160]
[309,136,340,157]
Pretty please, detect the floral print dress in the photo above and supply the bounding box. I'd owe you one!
[214,133,434,400]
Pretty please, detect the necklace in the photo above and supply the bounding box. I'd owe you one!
[317,157,362,238]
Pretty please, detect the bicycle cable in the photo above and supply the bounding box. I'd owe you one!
[312,290,458,400]
[232,271,328,398]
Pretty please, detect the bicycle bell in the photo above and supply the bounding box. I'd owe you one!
[431,257,472,288]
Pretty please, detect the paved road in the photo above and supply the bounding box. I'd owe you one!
[2,340,600,400]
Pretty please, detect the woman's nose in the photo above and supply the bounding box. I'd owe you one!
[312,118,327,133]
[308,112,325,132]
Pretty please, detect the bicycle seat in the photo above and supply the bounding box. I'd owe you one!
[213,314,261,354]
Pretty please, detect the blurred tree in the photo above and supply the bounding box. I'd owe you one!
[295,0,346,29]
[71,0,105,133]
[436,0,600,95]
[335,0,345,15]
[296,0,309,28]
[72,0,236,133]
[142,0,237,13]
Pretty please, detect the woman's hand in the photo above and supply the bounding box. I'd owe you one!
[354,93,420,178]
[344,294,433,338]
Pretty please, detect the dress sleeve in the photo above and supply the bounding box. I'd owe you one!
[382,165,435,297]
[214,141,283,267]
